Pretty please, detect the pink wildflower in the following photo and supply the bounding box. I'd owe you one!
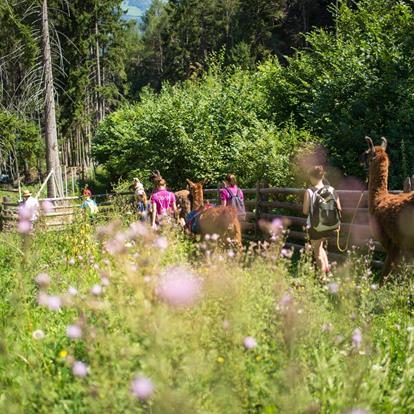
[67,286,78,296]
[130,376,154,400]
[352,328,362,349]
[155,236,168,250]
[90,284,102,296]
[35,273,51,288]
[327,282,339,294]
[66,325,82,340]
[72,361,88,377]
[46,295,62,311]
[41,200,53,214]
[277,292,293,311]
[243,336,257,349]
[17,220,31,234]
[157,266,202,308]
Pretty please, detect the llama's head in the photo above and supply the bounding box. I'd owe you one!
[186,178,207,210]
[361,136,388,168]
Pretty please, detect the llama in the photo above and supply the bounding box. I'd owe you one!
[363,136,414,278]
[185,179,242,247]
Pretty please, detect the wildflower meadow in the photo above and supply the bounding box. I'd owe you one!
[1,211,414,414]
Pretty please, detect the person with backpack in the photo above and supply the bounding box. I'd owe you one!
[220,174,246,220]
[302,166,342,276]
[150,177,178,229]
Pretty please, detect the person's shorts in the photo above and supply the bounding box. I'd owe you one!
[307,228,335,241]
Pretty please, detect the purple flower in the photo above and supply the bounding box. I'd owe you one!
[157,266,202,308]
[280,248,293,259]
[41,200,53,214]
[101,277,110,287]
[66,324,82,340]
[35,273,51,288]
[130,376,154,400]
[90,284,102,296]
[270,218,283,235]
[345,410,370,414]
[17,220,31,234]
[243,336,257,349]
[46,295,62,311]
[327,282,339,294]
[128,222,148,238]
[277,292,293,311]
[78,255,83,262]
[18,204,35,221]
[68,258,75,266]
[352,328,362,349]
[105,233,127,255]
[211,233,220,241]
[72,361,88,377]
[38,293,61,311]
[67,286,78,296]
[32,329,45,340]
[155,236,168,250]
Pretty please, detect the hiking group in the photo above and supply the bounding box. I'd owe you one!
[127,168,341,276]
[19,166,342,277]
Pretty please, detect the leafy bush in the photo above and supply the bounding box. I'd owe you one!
[258,0,414,188]
[93,67,315,190]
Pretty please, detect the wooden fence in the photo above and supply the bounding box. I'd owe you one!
[1,185,390,267]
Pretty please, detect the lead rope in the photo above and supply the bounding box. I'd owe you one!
[336,191,365,253]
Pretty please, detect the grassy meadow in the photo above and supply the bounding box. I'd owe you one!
[1,212,414,414]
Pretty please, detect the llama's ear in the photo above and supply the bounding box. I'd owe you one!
[381,137,388,151]
[201,177,208,186]
[186,179,195,187]
[365,136,375,154]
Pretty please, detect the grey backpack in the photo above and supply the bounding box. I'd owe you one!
[309,186,340,232]
[225,187,246,220]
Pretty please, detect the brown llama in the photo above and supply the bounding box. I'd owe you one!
[363,136,414,279]
[185,179,242,247]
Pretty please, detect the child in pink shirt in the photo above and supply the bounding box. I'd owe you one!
[151,178,177,228]
[220,174,246,220]
[220,174,244,205]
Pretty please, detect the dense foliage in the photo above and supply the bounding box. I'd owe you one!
[2,213,414,413]
[260,0,414,188]
[96,0,414,190]
[93,64,316,189]
[129,0,337,92]
[0,111,43,181]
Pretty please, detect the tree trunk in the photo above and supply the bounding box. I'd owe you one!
[42,0,63,198]
[95,21,103,124]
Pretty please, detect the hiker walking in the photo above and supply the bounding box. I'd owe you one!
[150,177,177,229]
[303,166,342,277]
[131,178,149,221]
[80,187,99,220]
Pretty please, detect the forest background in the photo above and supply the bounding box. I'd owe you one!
[1,0,414,192]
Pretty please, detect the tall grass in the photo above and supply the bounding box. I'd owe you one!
[1,217,414,413]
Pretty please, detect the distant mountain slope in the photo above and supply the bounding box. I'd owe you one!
[122,0,153,21]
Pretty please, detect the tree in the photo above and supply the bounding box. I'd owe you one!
[42,0,63,197]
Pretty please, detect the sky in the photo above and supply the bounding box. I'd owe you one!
[121,0,153,21]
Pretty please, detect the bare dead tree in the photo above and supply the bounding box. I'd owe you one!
[42,0,63,197]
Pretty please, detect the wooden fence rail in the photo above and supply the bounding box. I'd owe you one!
[1,185,387,267]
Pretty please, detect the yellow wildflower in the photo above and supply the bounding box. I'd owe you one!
[59,350,68,359]
[217,356,224,364]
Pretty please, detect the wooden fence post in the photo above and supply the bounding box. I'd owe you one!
[1,196,9,231]
[255,181,261,238]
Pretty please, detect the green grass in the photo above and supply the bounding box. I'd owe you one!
[1,216,414,413]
